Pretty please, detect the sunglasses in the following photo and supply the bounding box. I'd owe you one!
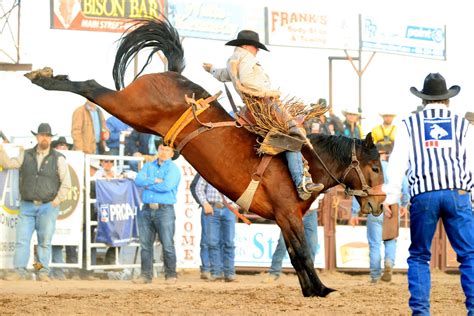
[102,160,114,163]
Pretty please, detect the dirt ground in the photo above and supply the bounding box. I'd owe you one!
[0,269,466,315]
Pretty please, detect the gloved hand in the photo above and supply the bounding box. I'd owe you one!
[202,63,213,73]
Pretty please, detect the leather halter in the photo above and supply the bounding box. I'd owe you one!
[314,139,384,197]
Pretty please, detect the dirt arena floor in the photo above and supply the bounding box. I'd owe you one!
[0,269,466,315]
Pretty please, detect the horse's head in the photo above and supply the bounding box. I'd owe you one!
[342,133,386,216]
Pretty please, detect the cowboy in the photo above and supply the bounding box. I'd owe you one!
[383,73,474,314]
[371,111,397,146]
[0,123,71,281]
[341,107,363,139]
[51,136,73,150]
[202,30,323,199]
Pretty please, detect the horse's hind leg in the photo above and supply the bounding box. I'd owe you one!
[30,76,114,104]
[276,212,335,297]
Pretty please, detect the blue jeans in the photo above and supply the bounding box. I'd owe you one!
[269,209,318,276]
[200,209,210,273]
[137,204,177,280]
[208,206,236,278]
[14,201,59,275]
[286,151,304,187]
[408,190,474,315]
[367,213,396,280]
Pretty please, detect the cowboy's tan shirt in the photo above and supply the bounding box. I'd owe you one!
[210,47,272,96]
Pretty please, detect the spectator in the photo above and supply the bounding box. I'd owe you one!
[341,107,363,139]
[351,143,409,283]
[384,73,474,314]
[465,111,474,125]
[125,130,158,172]
[50,136,75,280]
[195,176,238,282]
[105,116,131,156]
[202,29,323,199]
[71,100,109,154]
[0,123,71,281]
[263,208,318,282]
[371,112,397,146]
[189,173,212,280]
[133,142,181,284]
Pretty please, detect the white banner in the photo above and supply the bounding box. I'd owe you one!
[335,225,409,269]
[234,223,325,269]
[266,7,359,50]
[361,15,446,60]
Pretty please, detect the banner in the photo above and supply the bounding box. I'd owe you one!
[0,168,20,269]
[361,15,446,60]
[95,179,140,246]
[266,7,358,50]
[168,0,264,41]
[50,0,167,33]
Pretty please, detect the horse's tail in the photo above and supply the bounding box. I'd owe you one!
[112,17,185,90]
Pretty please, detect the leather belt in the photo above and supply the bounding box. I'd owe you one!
[145,203,160,210]
[210,202,225,209]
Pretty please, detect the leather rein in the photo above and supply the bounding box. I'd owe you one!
[312,139,384,197]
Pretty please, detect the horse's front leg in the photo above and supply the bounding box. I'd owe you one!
[275,211,335,297]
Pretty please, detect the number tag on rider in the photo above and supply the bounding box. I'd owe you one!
[423,117,454,149]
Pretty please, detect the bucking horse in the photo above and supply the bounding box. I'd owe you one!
[24,18,386,297]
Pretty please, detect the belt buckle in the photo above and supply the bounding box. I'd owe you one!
[215,202,225,209]
[149,203,160,210]
[33,200,42,206]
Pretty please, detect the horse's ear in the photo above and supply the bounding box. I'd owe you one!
[364,132,375,148]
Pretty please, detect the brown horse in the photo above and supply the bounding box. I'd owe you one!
[25,18,385,297]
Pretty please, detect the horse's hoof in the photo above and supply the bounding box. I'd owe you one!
[24,67,54,81]
[325,290,340,298]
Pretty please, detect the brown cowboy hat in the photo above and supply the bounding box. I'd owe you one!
[225,30,269,51]
[410,73,460,101]
[31,123,56,137]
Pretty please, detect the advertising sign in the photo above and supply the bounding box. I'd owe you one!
[168,0,264,41]
[50,0,167,33]
[361,15,446,60]
[266,7,358,50]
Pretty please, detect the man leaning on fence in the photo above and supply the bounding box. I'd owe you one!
[0,123,71,281]
[133,141,181,284]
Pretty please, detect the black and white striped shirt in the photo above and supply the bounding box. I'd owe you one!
[385,103,474,203]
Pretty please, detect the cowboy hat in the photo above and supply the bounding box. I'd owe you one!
[410,73,460,101]
[226,30,269,51]
[31,123,56,137]
[379,111,397,116]
[341,108,362,116]
[52,136,72,149]
[154,136,180,160]
[465,111,474,123]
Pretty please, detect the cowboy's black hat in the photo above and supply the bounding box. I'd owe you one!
[154,136,180,160]
[225,30,269,51]
[31,123,56,137]
[410,73,460,101]
[52,136,72,149]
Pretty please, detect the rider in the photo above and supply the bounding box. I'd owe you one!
[203,30,324,199]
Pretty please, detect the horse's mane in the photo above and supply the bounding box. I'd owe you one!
[308,134,379,165]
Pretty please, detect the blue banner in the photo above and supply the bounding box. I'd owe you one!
[95,179,141,246]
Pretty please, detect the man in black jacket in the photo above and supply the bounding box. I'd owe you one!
[0,123,71,281]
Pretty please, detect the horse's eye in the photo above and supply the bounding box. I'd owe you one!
[372,167,379,173]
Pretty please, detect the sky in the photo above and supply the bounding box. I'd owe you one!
[0,0,472,141]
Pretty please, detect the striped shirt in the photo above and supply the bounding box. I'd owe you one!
[384,103,474,204]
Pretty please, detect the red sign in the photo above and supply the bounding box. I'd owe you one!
[50,0,167,33]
